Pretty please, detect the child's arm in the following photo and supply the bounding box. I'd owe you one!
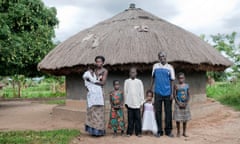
[139,80,145,106]
[185,85,191,106]
[109,92,114,108]
[173,85,179,105]
[174,85,184,107]
[141,102,145,118]
[121,90,124,108]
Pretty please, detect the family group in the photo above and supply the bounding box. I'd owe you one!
[82,52,191,138]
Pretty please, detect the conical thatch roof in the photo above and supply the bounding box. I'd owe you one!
[38,4,232,75]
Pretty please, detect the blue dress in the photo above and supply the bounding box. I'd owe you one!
[173,84,191,122]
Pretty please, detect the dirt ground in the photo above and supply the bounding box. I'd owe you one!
[0,100,240,144]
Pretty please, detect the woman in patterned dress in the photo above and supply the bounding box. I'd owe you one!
[85,56,108,136]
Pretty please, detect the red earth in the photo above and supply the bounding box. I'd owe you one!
[0,100,239,144]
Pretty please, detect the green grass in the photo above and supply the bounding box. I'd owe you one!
[46,100,65,105]
[207,81,240,110]
[1,82,65,99]
[0,129,80,144]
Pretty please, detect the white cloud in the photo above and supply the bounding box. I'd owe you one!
[169,0,239,35]
[43,0,240,41]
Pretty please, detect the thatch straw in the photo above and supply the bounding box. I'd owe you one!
[38,4,232,75]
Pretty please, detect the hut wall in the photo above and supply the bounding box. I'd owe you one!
[65,70,207,104]
[66,74,84,100]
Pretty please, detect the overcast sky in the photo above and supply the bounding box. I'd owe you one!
[42,0,240,42]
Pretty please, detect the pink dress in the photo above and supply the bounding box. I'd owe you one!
[142,102,158,134]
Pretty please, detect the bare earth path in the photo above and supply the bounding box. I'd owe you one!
[0,100,240,144]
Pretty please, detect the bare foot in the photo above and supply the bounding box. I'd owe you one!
[77,135,81,141]
[183,133,189,137]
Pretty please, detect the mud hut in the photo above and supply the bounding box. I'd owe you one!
[38,4,232,107]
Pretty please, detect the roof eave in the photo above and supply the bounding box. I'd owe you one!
[39,62,231,76]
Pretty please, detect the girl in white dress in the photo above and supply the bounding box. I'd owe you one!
[142,90,158,135]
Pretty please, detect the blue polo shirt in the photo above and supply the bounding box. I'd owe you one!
[152,63,175,96]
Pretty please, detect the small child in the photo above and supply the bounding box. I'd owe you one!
[142,90,158,135]
[124,67,145,137]
[173,72,191,137]
[108,80,125,137]
[82,65,104,108]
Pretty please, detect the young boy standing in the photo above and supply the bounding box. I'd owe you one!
[124,67,145,137]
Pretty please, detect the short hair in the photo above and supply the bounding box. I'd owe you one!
[146,89,153,96]
[158,51,167,57]
[95,55,105,63]
[177,72,185,78]
[113,80,120,85]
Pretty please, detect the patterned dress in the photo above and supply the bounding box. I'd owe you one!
[108,90,125,131]
[173,84,191,122]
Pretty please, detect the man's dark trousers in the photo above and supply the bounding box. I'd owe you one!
[154,94,173,135]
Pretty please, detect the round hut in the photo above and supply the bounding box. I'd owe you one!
[38,4,232,107]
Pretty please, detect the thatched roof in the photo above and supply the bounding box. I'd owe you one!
[38,4,232,75]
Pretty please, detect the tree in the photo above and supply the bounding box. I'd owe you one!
[0,0,59,77]
[211,32,240,79]
[201,32,239,81]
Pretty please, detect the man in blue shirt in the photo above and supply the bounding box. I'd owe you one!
[151,51,175,138]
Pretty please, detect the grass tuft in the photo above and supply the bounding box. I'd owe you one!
[0,129,80,144]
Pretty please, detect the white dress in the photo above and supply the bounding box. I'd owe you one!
[142,102,158,134]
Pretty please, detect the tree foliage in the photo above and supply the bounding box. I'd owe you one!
[203,32,240,81]
[211,32,240,79]
[0,0,58,77]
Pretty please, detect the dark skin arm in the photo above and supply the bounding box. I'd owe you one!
[183,88,191,107]
[120,91,124,108]
[109,92,114,108]
[170,80,174,100]
[141,102,145,118]
[150,75,154,91]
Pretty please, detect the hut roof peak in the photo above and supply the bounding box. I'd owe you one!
[129,3,136,9]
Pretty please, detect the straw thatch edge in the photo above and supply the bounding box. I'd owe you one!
[39,62,228,76]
